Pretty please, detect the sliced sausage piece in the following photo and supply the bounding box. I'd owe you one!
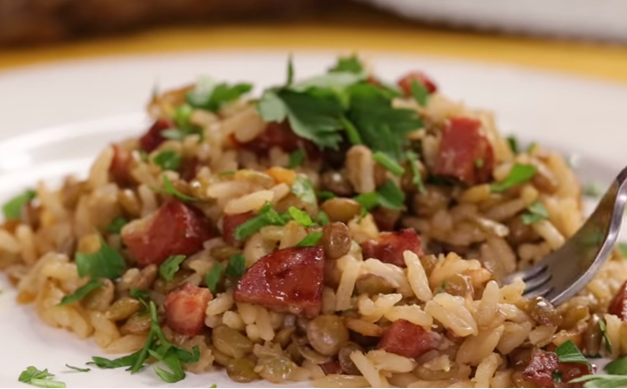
[378,319,441,359]
[109,144,135,187]
[139,118,173,153]
[522,351,592,388]
[608,280,627,320]
[361,229,423,267]
[164,283,212,336]
[234,246,324,318]
[222,212,255,247]
[320,361,343,376]
[397,71,438,95]
[434,117,495,186]
[122,200,212,267]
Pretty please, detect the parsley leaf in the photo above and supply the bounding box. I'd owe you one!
[286,55,295,86]
[354,192,379,212]
[3,189,36,220]
[406,150,426,194]
[106,216,128,234]
[186,79,252,112]
[161,129,188,140]
[297,232,323,247]
[490,163,537,193]
[410,79,429,107]
[75,237,126,280]
[317,191,336,201]
[570,375,627,387]
[556,340,589,367]
[233,202,289,241]
[346,83,422,161]
[205,263,223,294]
[286,149,305,169]
[288,206,314,227]
[376,180,406,210]
[291,72,364,92]
[159,255,186,282]
[329,55,364,74]
[153,175,196,202]
[130,288,150,311]
[373,151,405,176]
[172,104,194,131]
[317,211,330,226]
[605,356,627,375]
[57,279,104,307]
[65,364,90,372]
[18,367,65,388]
[599,318,613,355]
[506,136,519,154]
[225,254,246,278]
[292,175,317,205]
[619,243,627,257]
[258,89,345,149]
[522,201,549,225]
[153,150,182,171]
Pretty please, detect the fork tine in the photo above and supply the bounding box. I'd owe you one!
[523,284,554,299]
[519,264,548,282]
[522,271,552,293]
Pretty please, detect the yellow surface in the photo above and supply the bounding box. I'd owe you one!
[1,5,627,83]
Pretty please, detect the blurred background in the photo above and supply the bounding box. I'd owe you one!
[1,0,627,81]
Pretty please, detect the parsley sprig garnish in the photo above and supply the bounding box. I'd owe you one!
[18,367,65,388]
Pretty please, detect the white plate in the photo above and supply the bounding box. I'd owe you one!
[1,51,627,387]
[356,0,627,42]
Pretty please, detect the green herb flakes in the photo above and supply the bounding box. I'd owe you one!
[599,319,613,354]
[406,151,426,194]
[490,163,537,193]
[506,136,519,154]
[225,254,246,278]
[555,340,589,367]
[205,263,223,294]
[296,232,323,247]
[186,78,252,112]
[329,55,364,74]
[291,175,317,205]
[159,255,187,282]
[106,216,128,234]
[65,364,90,372]
[605,355,627,375]
[317,191,336,201]
[18,367,65,388]
[317,211,330,226]
[57,279,104,307]
[376,180,406,210]
[172,104,194,130]
[153,150,182,171]
[75,237,126,280]
[521,201,549,225]
[233,202,288,241]
[3,189,36,220]
[153,175,197,202]
[373,151,405,176]
[286,149,305,169]
[288,206,314,227]
[409,79,429,107]
[354,192,379,213]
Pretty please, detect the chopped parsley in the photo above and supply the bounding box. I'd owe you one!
[406,150,426,194]
[605,355,627,375]
[506,136,519,154]
[153,150,182,171]
[317,191,336,201]
[551,370,563,384]
[373,151,405,176]
[521,201,549,225]
[599,319,613,354]
[18,367,65,388]
[286,55,295,85]
[317,211,330,226]
[619,243,627,257]
[89,301,199,383]
[161,129,188,140]
[409,79,429,107]
[354,192,379,213]
[186,78,252,112]
[570,356,627,387]
[205,263,223,294]
[172,104,194,131]
[130,288,150,311]
[57,279,103,306]
[329,55,365,74]
[153,175,196,202]
[75,237,126,280]
[555,340,589,367]
[225,254,246,278]
[286,149,305,169]
[233,202,289,241]
[288,206,314,227]
[490,163,537,193]
[2,189,36,220]
[291,175,317,205]
[376,180,406,210]
[159,255,187,282]
[65,364,90,372]
[106,216,128,234]
[296,232,323,247]
[583,182,603,198]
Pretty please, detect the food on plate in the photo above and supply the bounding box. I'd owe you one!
[2,55,627,388]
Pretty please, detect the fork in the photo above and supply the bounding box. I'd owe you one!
[504,167,627,306]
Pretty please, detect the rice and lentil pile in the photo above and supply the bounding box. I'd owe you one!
[3,56,627,388]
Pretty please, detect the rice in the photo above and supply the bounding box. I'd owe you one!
[2,56,626,388]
